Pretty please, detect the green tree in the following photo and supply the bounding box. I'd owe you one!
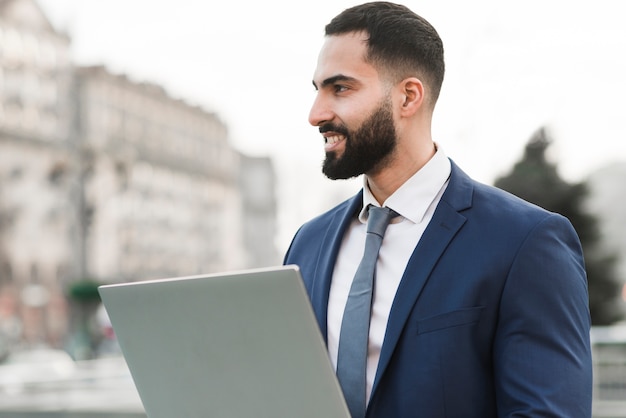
[495,127,624,325]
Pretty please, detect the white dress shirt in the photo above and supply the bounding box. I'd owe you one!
[327,146,451,402]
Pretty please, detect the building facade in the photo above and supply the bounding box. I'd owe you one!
[239,154,280,268]
[0,0,75,350]
[586,162,626,299]
[76,65,249,282]
[0,0,278,355]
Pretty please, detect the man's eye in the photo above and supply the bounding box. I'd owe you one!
[334,85,348,93]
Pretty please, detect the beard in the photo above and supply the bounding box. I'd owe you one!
[321,98,397,180]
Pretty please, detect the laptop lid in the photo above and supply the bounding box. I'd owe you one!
[98,265,350,418]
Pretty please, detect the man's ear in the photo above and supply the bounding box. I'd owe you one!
[398,77,424,117]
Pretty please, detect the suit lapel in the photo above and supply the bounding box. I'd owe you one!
[309,192,363,340]
[371,161,474,396]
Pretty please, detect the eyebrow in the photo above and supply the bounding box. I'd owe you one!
[312,74,358,90]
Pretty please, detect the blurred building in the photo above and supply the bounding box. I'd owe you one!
[75,65,249,282]
[0,0,278,353]
[0,0,75,349]
[239,155,280,268]
[586,162,626,298]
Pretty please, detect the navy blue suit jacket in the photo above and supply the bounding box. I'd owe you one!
[284,161,592,417]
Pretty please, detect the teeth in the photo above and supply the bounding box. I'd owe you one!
[326,135,345,145]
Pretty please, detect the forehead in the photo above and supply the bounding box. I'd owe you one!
[312,32,380,86]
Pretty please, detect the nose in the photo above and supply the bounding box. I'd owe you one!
[308,93,333,127]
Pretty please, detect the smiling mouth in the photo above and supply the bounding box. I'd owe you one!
[325,134,346,145]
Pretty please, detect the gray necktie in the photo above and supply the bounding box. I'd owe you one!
[336,205,397,418]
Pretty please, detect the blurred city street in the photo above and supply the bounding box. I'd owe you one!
[0,351,145,417]
[592,326,626,418]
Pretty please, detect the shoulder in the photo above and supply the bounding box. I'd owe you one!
[293,193,360,238]
[445,160,579,248]
[448,160,560,224]
[283,192,361,266]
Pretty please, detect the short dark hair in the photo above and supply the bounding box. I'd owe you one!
[325,1,445,106]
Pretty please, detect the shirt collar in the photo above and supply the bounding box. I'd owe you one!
[358,145,451,224]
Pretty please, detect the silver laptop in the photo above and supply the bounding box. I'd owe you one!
[98,265,350,418]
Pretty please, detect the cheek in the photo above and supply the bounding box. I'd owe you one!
[337,104,372,130]
[336,86,389,129]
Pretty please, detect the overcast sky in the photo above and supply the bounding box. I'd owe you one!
[37,0,626,250]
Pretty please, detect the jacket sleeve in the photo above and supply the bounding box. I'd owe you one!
[493,213,593,417]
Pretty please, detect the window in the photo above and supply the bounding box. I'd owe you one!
[30,263,39,284]
[4,28,23,68]
[0,262,13,287]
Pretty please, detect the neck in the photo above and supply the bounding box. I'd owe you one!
[366,140,436,204]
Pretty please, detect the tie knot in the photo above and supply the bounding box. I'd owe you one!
[366,205,397,237]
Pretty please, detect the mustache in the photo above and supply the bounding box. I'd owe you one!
[319,124,349,136]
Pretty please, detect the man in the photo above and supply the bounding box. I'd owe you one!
[284,2,592,418]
